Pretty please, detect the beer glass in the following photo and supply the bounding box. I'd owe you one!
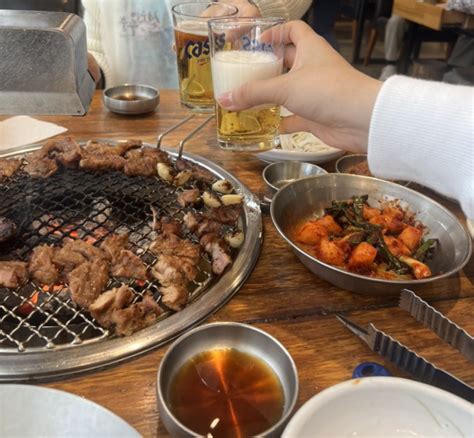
[172,2,238,113]
[209,18,285,151]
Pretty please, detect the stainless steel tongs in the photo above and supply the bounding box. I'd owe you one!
[337,289,474,402]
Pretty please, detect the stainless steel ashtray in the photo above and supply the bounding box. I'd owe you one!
[157,322,298,438]
[103,84,160,115]
[263,160,327,193]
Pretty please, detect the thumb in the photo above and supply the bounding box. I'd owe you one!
[216,75,287,111]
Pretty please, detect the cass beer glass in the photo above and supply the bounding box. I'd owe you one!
[172,2,237,113]
[209,18,285,151]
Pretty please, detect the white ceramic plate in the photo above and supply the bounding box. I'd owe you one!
[256,132,344,164]
[283,377,473,438]
[0,385,140,437]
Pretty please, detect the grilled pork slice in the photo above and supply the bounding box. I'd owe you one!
[111,250,147,280]
[123,156,157,177]
[68,260,109,309]
[0,261,29,289]
[177,189,200,208]
[100,233,129,260]
[203,204,242,226]
[149,233,200,261]
[29,244,58,285]
[82,139,142,156]
[200,233,232,275]
[111,293,162,336]
[160,284,188,312]
[0,158,22,179]
[54,240,107,272]
[42,137,82,168]
[175,159,214,183]
[89,284,133,328]
[182,212,223,237]
[79,154,126,171]
[125,147,170,164]
[152,254,198,284]
[24,151,58,178]
[154,216,182,236]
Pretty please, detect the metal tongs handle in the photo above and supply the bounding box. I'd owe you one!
[156,114,195,149]
[178,115,215,159]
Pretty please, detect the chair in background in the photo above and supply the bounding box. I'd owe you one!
[364,0,393,65]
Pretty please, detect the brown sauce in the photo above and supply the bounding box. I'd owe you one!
[113,94,148,101]
[169,348,284,438]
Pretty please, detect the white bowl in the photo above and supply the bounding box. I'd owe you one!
[283,377,473,437]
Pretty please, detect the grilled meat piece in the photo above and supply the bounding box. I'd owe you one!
[183,212,200,233]
[68,260,109,309]
[0,158,22,179]
[24,151,58,178]
[0,217,16,243]
[200,233,232,275]
[83,139,142,156]
[177,189,200,207]
[154,216,182,236]
[182,212,223,237]
[0,261,29,289]
[42,137,82,168]
[100,233,129,260]
[54,240,106,272]
[149,233,201,261]
[152,254,198,284]
[29,244,58,285]
[89,284,134,328]
[175,159,214,183]
[111,293,162,336]
[203,204,242,225]
[111,250,147,280]
[125,147,170,164]
[160,284,188,311]
[123,156,157,177]
[79,154,126,171]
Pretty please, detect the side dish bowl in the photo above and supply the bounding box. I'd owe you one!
[270,174,471,295]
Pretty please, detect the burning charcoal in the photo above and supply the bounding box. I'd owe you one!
[29,244,58,285]
[0,261,29,289]
[111,293,162,336]
[110,250,147,280]
[0,217,16,243]
[0,158,22,179]
[89,284,134,328]
[24,151,58,178]
[68,260,109,309]
[79,154,126,171]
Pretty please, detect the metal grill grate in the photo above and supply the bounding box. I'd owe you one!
[0,164,218,353]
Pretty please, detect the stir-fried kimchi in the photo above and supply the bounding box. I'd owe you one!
[294,195,437,280]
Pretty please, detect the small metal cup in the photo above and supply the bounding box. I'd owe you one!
[157,322,298,438]
[103,84,160,115]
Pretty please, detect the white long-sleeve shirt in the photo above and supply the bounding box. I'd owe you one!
[368,76,473,218]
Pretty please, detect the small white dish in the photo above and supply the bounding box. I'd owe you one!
[257,132,344,164]
[283,377,473,438]
[0,385,140,437]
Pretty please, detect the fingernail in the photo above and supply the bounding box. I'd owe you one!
[217,91,233,109]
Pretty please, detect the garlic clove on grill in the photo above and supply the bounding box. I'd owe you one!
[225,230,244,248]
[212,179,233,194]
[157,163,174,182]
[221,194,243,206]
[174,170,192,186]
[203,191,222,208]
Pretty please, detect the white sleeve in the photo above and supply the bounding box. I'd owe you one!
[368,75,474,219]
[253,0,312,20]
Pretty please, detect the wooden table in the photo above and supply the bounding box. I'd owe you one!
[7,91,473,437]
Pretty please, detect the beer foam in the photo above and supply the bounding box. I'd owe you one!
[174,20,208,37]
[211,50,283,98]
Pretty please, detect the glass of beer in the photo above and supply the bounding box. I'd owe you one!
[172,2,238,113]
[209,17,285,151]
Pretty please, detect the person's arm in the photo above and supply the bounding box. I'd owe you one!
[218,0,312,20]
[217,21,474,218]
[368,76,473,217]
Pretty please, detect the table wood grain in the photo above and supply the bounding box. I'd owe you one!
[3,91,473,437]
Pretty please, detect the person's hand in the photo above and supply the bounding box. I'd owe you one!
[216,21,382,152]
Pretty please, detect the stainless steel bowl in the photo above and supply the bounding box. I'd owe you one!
[263,160,327,193]
[103,84,160,115]
[335,154,410,187]
[157,322,298,438]
[271,174,472,295]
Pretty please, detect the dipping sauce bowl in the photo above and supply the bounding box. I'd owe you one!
[263,160,327,193]
[157,322,298,438]
[103,84,160,115]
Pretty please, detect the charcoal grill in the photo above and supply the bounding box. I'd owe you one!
[0,142,262,381]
